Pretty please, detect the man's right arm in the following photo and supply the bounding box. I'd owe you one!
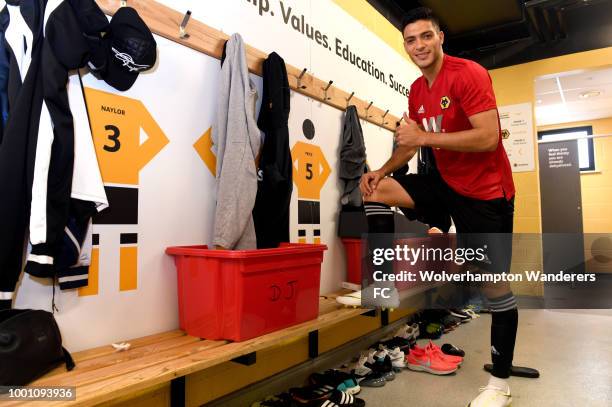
[360,145,417,196]
[376,145,417,176]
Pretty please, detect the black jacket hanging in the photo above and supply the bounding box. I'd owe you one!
[0,0,46,310]
[0,0,108,309]
[253,52,292,249]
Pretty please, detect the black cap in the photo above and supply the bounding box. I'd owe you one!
[90,7,156,91]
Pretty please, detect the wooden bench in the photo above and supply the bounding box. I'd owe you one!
[4,292,414,407]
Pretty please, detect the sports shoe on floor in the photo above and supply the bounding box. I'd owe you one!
[309,370,361,395]
[449,309,471,322]
[418,322,444,339]
[423,341,463,365]
[336,283,399,310]
[463,308,480,319]
[375,347,406,371]
[380,346,404,363]
[441,343,465,358]
[289,385,334,405]
[366,354,396,381]
[394,322,419,340]
[345,354,371,377]
[465,303,483,313]
[342,354,386,387]
[357,371,386,387]
[251,393,294,407]
[365,350,395,381]
[294,389,365,407]
[326,390,366,407]
[441,315,462,332]
[406,345,458,375]
[467,385,512,407]
[379,336,412,353]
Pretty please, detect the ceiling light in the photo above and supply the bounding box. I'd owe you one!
[579,90,601,99]
[537,99,542,104]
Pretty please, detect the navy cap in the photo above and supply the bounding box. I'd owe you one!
[90,7,156,91]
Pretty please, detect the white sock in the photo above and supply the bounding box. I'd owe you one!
[488,375,510,393]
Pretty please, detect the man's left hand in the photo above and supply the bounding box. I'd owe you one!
[395,113,426,149]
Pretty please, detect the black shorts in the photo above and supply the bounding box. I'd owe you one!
[394,173,514,273]
[298,200,320,224]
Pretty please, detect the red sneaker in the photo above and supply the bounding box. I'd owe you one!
[406,346,458,375]
[425,341,463,365]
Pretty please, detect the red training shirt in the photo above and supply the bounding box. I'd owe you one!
[408,54,515,201]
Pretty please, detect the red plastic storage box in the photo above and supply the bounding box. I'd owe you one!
[165,243,327,342]
[341,238,363,285]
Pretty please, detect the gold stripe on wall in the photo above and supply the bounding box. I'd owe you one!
[78,248,99,296]
[120,246,138,291]
[331,0,412,62]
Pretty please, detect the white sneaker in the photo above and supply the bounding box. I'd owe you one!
[350,353,372,377]
[468,385,512,407]
[464,309,480,319]
[336,284,399,309]
[377,347,406,370]
[336,290,362,307]
[366,349,378,364]
[394,323,419,340]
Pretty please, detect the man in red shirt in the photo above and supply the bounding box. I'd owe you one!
[360,7,517,407]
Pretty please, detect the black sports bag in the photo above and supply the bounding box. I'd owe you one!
[0,309,75,386]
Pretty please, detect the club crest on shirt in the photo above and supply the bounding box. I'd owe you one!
[440,96,451,110]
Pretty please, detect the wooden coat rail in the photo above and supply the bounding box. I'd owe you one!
[95,0,401,131]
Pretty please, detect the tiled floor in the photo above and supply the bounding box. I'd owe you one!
[358,309,612,407]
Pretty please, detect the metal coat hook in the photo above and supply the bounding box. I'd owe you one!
[365,101,373,117]
[297,68,307,89]
[322,80,333,101]
[179,10,192,39]
[346,91,355,106]
[396,115,405,127]
[382,109,389,125]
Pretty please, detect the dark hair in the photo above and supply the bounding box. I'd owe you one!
[401,7,440,33]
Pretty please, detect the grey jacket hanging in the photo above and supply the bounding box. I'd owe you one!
[339,105,367,207]
[212,33,261,249]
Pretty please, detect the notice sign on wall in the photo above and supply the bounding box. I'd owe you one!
[546,146,573,168]
[499,102,535,172]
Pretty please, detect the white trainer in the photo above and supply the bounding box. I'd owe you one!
[377,347,406,370]
[394,322,420,340]
[336,283,399,309]
[350,353,372,377]
[467,385,512,407]
[336,290,362,307]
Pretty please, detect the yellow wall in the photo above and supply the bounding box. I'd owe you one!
[489,48,612,294]
[538,117,612,233]
[489,46,612,233]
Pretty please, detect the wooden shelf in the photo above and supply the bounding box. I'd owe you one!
[5,295,375,406]
[95,0,401,131]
